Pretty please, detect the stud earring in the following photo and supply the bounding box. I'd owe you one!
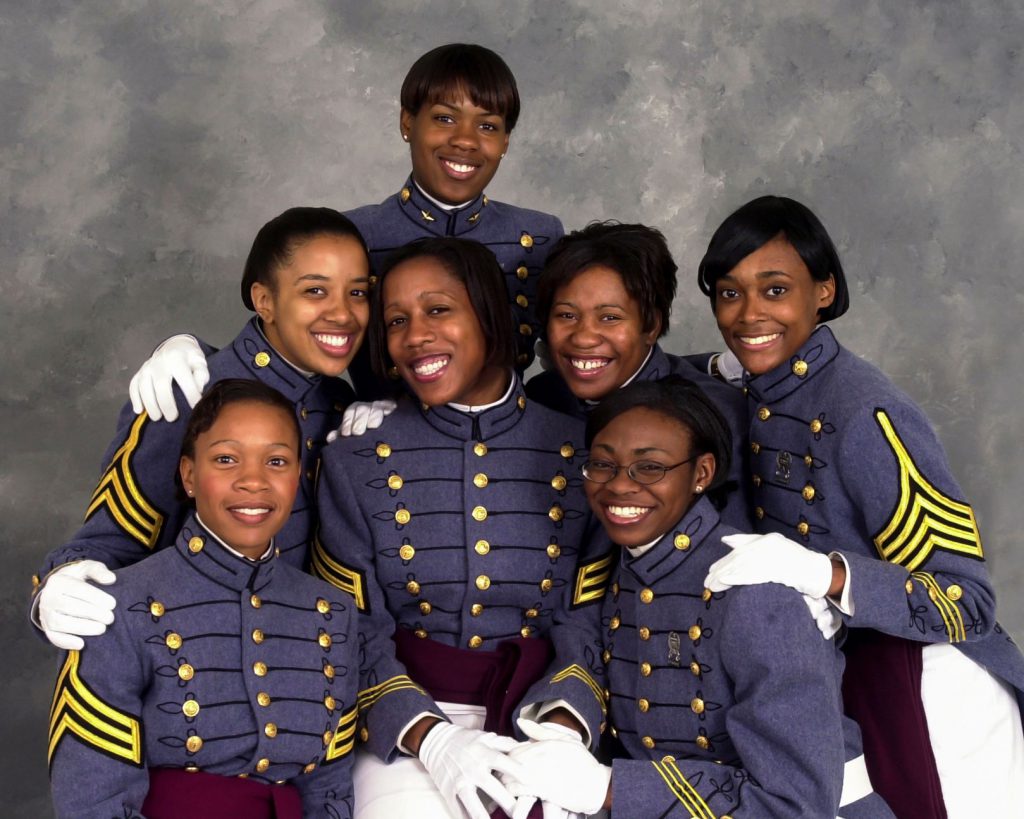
[499,152,505,159]
[402,133,409,142]
[186,489,193,497]
[695,485,704,494]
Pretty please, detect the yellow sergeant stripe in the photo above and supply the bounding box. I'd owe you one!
[85,413,163,548]
[325,705,359,761]
[574,552,613,606]
[872,410,982,571]
[49,651,142,767]
[310,538,367,611]
[357,675,426,711]
[652,757,716,819]
[910,571,966,643]
[550,664,607,714]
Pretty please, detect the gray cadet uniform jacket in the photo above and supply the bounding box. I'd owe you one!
[744,325,1024,702]
[520,496,894,818]
[47,514,376,818]
[345,177,563,371]
[312,377,608,760]
[35,318,351,584]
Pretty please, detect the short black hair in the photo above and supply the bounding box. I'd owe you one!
[177,379,300,503]
[537,222,677,339]
[240,207,369,310]
[585,375,733,507]
[369,237,516,380]
[400,43,521,132]
[697,195,849,321]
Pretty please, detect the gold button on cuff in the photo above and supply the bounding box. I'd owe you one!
[415,628,428,639]
[264,723,278,738]
[254,351,271,368]
[323,665,335,679]
[688,625,702,641]
[520,234,534,248]
[640,588,654,604]
[642,736,655,749]
[792,360,808,377]
[802,484,816,501]
[150,601,165,617]
[324,695,336,710]
[186,736,203,753]
[609,616,621,630]
[318,633,332,649]
[406,580,420,595]
[473,473,489,488]
[525,607,539,618]
[468,636,483,649]
[516,294,528,308]
[188,536,204,554]
[475,575,491,590]
[419,601,432,615]
[471,603,484,616]
[182,700,200,718]
[796,522,810,536]
[946,584,963,601]
[250,594,262,608]
[540,578,553,592]
[475,539,490,555]
[376,443,392,458]
[472,506,488,521]
[474,442,488,456]
[757,407,771,421]
[257,692,271,707]
[400,544,416,560]
[252,629,265,644]
[516,265,529,281]
[696,735,711,750]
[639,627,651,641]
[316,598,330,614]
[690,661,701,676]
[546,543,561,558]
[253,661,268,677]
[388,475,404,490]
[691,698,705,715]
[640,662,652,677]
[810,419,823,433]
[395,509,411,524]
[638,698,650,713]
[702,588,713,602]
[560,444,575,458]
[548,505,564,522]
[178,664,194,681]
[166,633,183,650]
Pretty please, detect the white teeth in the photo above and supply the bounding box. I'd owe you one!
[571,358,609,371]
[741,333,780,345]
[607,505,650,519]
[234,507,270,516]
[413,356,449,376]
[314,333,350,348]
[444,160,475,173]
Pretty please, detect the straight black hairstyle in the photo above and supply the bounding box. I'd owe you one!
[369,237,517,380]
[697,195,849,321]
[400,43,521,132]
[240,207,369,310]
[177,379,300,503]
[537,221,677,338]
[585,375,733,507]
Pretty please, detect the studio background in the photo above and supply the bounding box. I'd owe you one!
[3,2,1022,814]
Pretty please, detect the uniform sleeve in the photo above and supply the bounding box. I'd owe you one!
[609,585,845,818]
[836,401,996,644]
[48,617,149,818]
[311,444,443,762]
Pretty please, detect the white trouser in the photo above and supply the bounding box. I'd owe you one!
[920,643,1024,817]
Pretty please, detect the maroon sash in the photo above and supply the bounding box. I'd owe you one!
[841,629,947,819]
[142,768,302,819]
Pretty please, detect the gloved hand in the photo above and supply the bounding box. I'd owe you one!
[705,532,833,598]
[505,718,610,817]
[801,593,843,640]
[417,721,523,819]
[129,334,209,422]
[508,720,588,819]
[327,399,398,442]
[37,561,117,650]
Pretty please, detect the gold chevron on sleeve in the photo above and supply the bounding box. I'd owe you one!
[909,571,966,643]
[357,675,426,711]
[872,410,983,572]
[84,413,164,549]
[550,664,607,714]
[324,705,358,763]
[572,551,613,607]
[310,538,368,612]
[652,757,715,819]
[48,650,142,768]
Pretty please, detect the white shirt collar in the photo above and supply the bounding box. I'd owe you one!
[414,180,474,212]
[447,372,515,413]
[196,512,275,562]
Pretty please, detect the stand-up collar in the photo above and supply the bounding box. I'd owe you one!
[744,325,841,405]
[230,318,322,403]
[620,496,721,586]
[418,374,529,441]
[395,175,487,238]
[172,512,277,593]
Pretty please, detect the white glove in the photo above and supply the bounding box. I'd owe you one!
[327,399,398,442]
[705,532,833,598]
[418,721,524,819]
[508,720,588,819]
[129,334,209,422]
[505,718,610,816]
[37,561,117,650]
[801,593,843,640]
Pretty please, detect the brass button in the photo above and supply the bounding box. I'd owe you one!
[560,444,575,458]
[516,353,528,365]
[551,475,567,491]
[691,698,705,715]
[473,473,489,488]
[612,582,619,595]
[610,726,618,739]
[318,633,332,649]
[400,187,411,203]
[468,635,483,649]
[810,419,823,434]
[376,443,392,458]
[674,534,690,550]
[324,695,336,711]
[517,395,527,410]
[257,692,271,707]
[264,723,278,738]
[186,735,203,753]
[300,407,308,420]
[696,735,710,750]
[471,603,484,616]
[256,758,270,773]
[150,601,165,617]
[475,539,490,555]
[946,584,963,601]
[516,294,528,308]
[640,662,652,677]
[525,607,539,618]
[474,442,488,456]
[757,407,771,421]
[928,588,938,602]
[520,234,534,248]
[303,763,316,774]
[407,579,420,595]
[640,588,654,604]
[690,661,701,676]
[395,509,411,524]
[253,661,268,677]
[520,626,531,638]
[472,506,488,521]
[519,323,532,336]
[476,575,491,590]
[359,727,369,742]
[388,475,404,490]
[182,700,200,718]
[702,589,712,602]
[546,543,561,558]
[306,470,314,480]
[254,351,271,368]
[188,536,204,554]
[419,601,432,615]
[639,627,651,641]
[751,442,761,454]
[178,664,194,681]
[638,698,650,713]
[755,506,764,520]
[602,649,611,664]
[796,522,810,536]
[792,360,808,377]
[316,598,330,614]
[252,628,264,644]
[516,265,529,281]
[804,454,814,466]
[609,616,621,630]
[905,580,914,594]
[323,730,333,745]
[323,665,335,680]
[540,578,553,592]
[166,632,183,650]
[688,625,702,641]
[802,484,816,501]
[415,628,428,639]
[250,594,262,608]
[752,474,762,487]
[642,736,655,749]
[400,544,416,560]
[548,505,564,522]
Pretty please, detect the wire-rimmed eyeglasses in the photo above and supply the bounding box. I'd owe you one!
[581,455,698,486]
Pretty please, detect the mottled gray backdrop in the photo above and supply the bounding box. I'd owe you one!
[3,1,1022,814]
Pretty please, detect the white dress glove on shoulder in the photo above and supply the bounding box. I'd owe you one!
[129,334,209,422]
[36,560,117,650]
[417,721,523,819]
[327,399,398,442]
[705,532,833,598]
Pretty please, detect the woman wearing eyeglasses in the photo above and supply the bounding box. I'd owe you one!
[503,377,893,818]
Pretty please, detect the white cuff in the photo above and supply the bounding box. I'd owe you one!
[827,551,854,616]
